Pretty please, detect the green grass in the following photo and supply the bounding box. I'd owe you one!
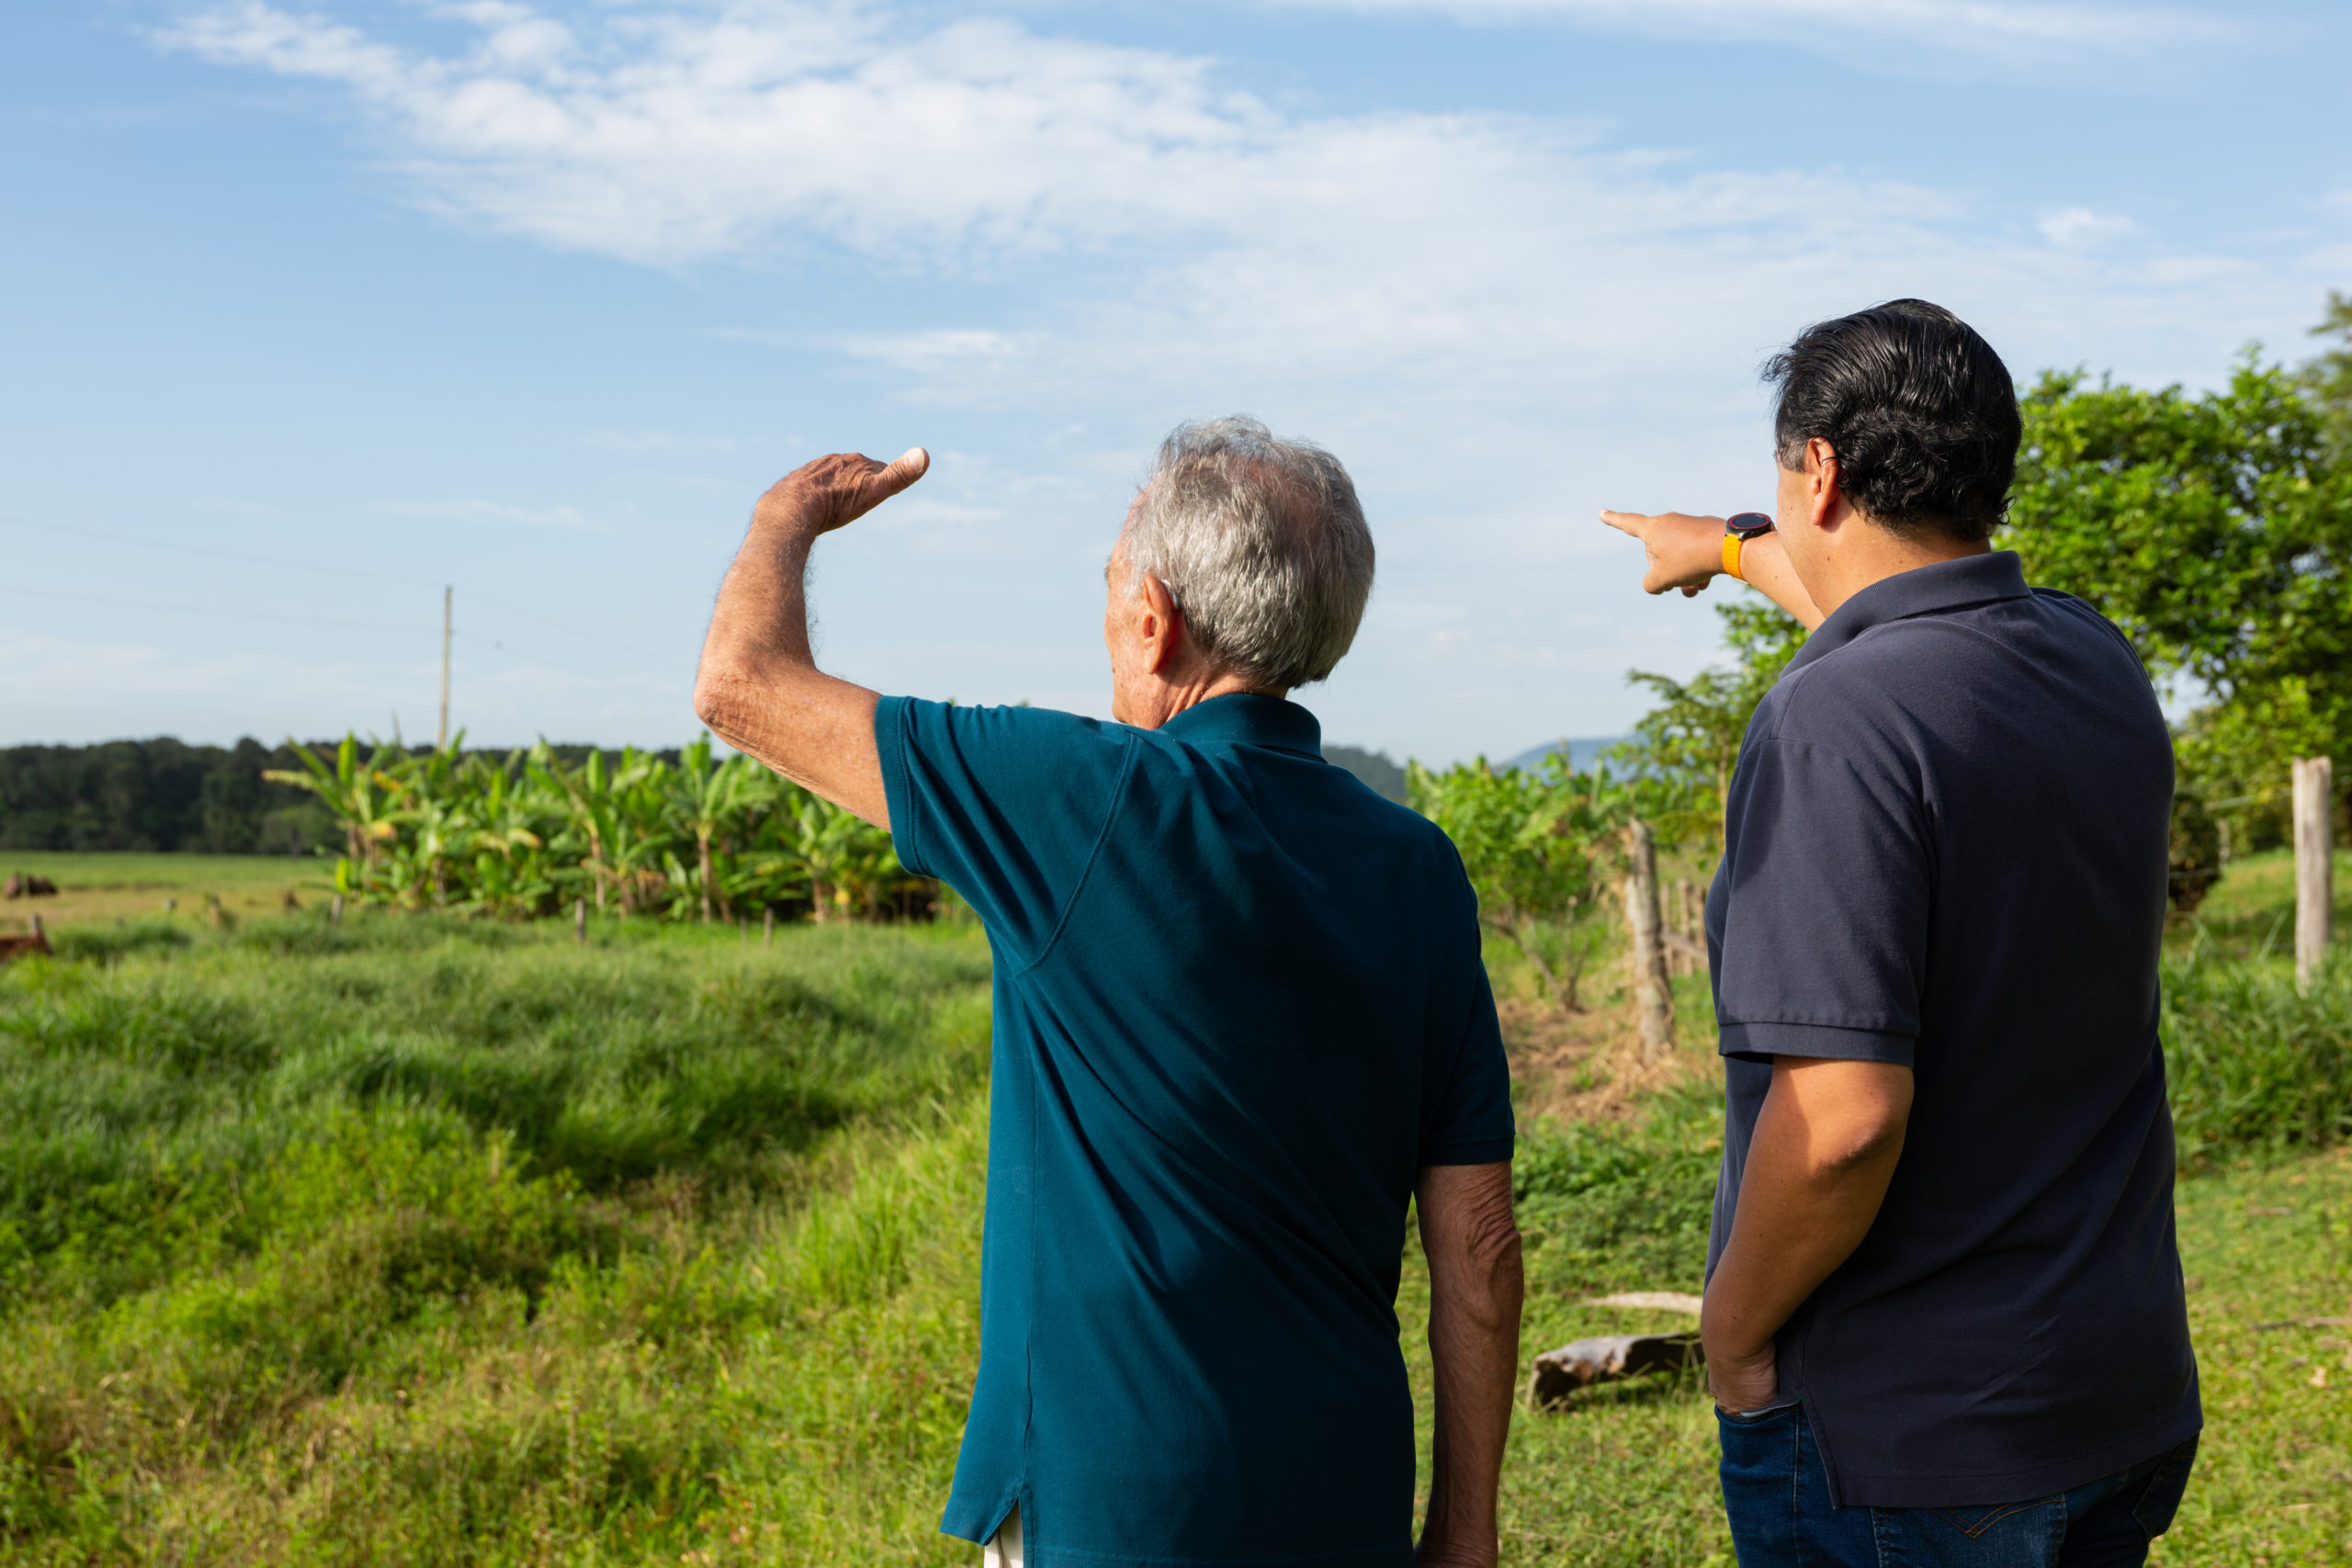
[1,851,335,936]
[2184,846,2352,966]
[1,871,2346,1564]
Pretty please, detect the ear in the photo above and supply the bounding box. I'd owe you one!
[1137,573,1185,674]
[1805,438,1845,531]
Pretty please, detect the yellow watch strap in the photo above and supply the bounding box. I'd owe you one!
[1722,531,1746,582]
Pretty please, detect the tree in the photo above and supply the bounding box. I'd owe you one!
[1408,756,1623,1010]
[2303,289,2352,455]
[2001,355,2352,833]
[1615,596,1806,851]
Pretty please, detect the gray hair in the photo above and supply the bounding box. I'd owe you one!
[1122,416,1375,691]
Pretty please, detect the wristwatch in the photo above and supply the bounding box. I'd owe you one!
[1721,513,1775,582]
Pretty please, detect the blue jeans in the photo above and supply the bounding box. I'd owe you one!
[1717,1404,2197,1567]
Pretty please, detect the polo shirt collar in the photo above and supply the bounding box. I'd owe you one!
[1158,693,1324,759]
[1784,550,2031,678]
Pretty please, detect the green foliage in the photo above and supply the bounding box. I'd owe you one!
[2302,288,2352,454]
[1511,1087,1722,1293]
[267,733,930,925]
[2162,950,2352,1168]
[2168,790,2222,915]
[0,919,995,1563]
[1615,597,1806,851]
[2002,355,2352,833]
[1408,756,1625,1009]
[0,737,338,854]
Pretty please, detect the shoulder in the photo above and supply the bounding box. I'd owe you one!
[884,697,1136,757]
[2028,586,2149,669]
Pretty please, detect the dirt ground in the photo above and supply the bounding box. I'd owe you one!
[1498,961,1718,1124]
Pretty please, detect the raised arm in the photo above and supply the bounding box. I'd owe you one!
[693,448,929,827]
[1597,511,1825,632]
[1414,1160,1523,1568]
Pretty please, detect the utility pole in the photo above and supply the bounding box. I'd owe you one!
[437,585,452,752]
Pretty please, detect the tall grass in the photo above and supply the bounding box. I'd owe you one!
[2163,953,2352,1168]
[1,909,2345,1563]
[0,918,992,1563]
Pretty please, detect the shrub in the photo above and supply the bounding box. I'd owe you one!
[2163,953,2352,1168]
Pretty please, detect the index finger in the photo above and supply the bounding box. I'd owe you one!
[1598,509,1647,537]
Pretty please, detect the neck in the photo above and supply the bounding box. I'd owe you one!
[1121,669,1284,729]
[1805,530,1991,621]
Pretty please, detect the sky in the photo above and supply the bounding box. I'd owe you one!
[3,0,2347,764]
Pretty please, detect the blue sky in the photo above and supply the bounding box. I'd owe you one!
[4,0,2347,763]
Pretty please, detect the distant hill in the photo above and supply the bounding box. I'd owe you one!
[1505,737,1627,774]
[1325,745,1407,803]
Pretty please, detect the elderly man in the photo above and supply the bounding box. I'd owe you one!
[695,417,1523,1568]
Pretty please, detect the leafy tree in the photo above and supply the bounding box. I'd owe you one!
[2303,290,2352,454]
[1408,757,1624,1010]
[1615,596,1805,851]
[2001,355,2352,832]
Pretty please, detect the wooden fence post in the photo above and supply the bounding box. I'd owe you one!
[1623,819,1675,1059]
[763,908,775,946]
[574,897,588,946]
[2293,757,2334,990]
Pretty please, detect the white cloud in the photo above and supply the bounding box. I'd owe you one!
[151,0,2341,759]
[153,3,2301,420]
[2039,207,2140,250]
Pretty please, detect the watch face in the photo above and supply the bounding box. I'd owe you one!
[1726,512,1775,537]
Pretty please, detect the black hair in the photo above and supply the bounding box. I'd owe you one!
[1763,299,2020,543]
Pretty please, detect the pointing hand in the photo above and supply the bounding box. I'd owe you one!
[1599,510,1727,598]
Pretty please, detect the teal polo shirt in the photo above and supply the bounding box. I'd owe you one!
[876,692,1513,1568]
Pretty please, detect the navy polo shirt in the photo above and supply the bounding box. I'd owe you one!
[876,692,1513,1568]
[1704,551,2200,1507]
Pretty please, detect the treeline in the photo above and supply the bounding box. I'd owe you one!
[0,739,675,856]
[0,738,331,854]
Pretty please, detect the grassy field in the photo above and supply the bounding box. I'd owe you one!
[0,852,2346,1565]
[1,852,334,933]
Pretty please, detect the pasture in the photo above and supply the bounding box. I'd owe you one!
[0,853,2346,1565]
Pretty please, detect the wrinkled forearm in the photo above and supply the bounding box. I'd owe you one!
[1416,1164,1523,1567]
[693,502,889,825]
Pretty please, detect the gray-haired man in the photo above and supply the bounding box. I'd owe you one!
[695,418,1524,1568]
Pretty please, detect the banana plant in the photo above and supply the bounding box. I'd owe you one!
[264,734,401,872]
[664,737,774,924]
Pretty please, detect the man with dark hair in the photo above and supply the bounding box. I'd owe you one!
[1601,299,2199,1566]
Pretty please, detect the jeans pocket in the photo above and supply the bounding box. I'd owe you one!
[1716,1402,1797,1427]
[2131,1437,2199,1540]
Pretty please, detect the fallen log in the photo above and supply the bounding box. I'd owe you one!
[1587,1291,1704,1314]
[1526,1333,1702,1411]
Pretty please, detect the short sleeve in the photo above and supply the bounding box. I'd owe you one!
[1714,734,1926,1067]
[1419,863,1516,1167]
[875,697,1134,965]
